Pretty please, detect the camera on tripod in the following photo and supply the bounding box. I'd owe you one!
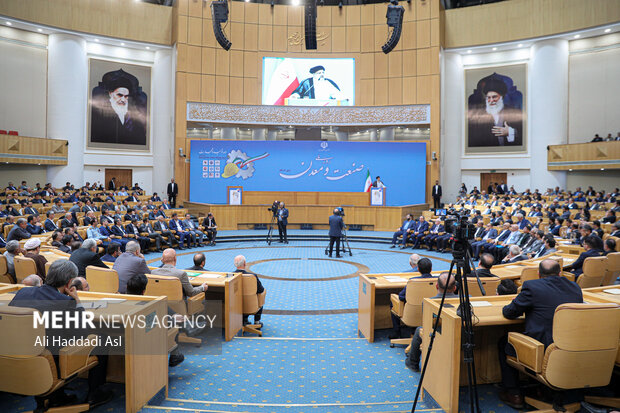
[267,200,279,216]
[444,211,475,243]
[335,207,345,217]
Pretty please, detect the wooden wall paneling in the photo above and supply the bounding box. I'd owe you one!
[244,24,258,51]
[186,45,202,73]
[416,19,430,49]
[431,0,440,19]
[287,5,302,26]
[215,48,230,75]
[201,74,215,102]
[273,5,287,25]
[346,26,361,53]
[202,17,216,47]
[402,76,417,104]
[287,26,303,53]
[373,3,385,25]
[316,26,332,53]
[403,1,415,22]
[358,53,373,79]
[430,18,440,47]
[229,51,244,77]
[402,50,416,77]
[430,73,440,191]
[230,1,245,22]
[201,47,216,75]
[360,26,374,53]
[258,24,273,51]
[243,51,258,77]
[388,50,402,78]
[245,2,258,23]
[388,77,403,105]
[178,0,188,16]
[0,135,68,165]
[258,3,273,25]
[215,75,230,103]
[188,16,202,45]
[177,15,188,44]
[361,4,374,25]
[430,46,440,74]
[332,7,346,26]
[374,51,388,78]
[360,79,374,106]
[187,0,202,17]
[416,0,431,20]
[229,77,244,104]
[374,78,388,105]
[416,75,431,104]
[295,192,318,205]
[346,6,361,26]
[317,5,332,27]
[273,26,288,52]
[374,24,387,51]
[243,77,259,105]
[186,73,201,101]
[231,22,245,50]
[177,43,188,72]
[402,21,416,50]
[416,48,430,76]
[332,27,346,53]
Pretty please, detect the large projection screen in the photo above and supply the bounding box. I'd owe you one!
[262,57,355,106]
[189,141,426,206]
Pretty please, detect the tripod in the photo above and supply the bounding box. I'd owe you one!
[411,240,484,413]
[324,223,353,256]
[266,214,277,245]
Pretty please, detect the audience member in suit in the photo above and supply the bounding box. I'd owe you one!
[151,249,208,298]
[328,208,344,258]
[9,260,113,407]
[501,245,527,263]
[498,259,583,409]
[107,178,116,191]
[592,221,604,239]
[475,253,498,277]
[182,214,205,246]
[140,217,168,251]
[611,222,620,237]
[471,223,498,259]
[234,255,265,326]
[0,233,7,250]
[113,241,151,294]
[125,219,151,252]
[4,205,20,217]
[169,213,192,249]
[410,216,429,249]
[423,219,444,251]
[86,220,112,249]
[167,179,178,208]
[26,215,44,235]
[101,243,121,263]
[82,200,98,213]
[390,214,414,248]
[405,271,457,372]
[100,199,115,213]
[99,210,115,225]
[186,253,207,271]
[497,279,518,295]
[22,203,39,216]
[431,180,442,210]
[23,238,47,279]
[151,193,162,202]
[60,212,77,229]
[202,213,218,245]
[390,258,434,339]
[489,224,522,260]
[110,219,132,250]
[154,216,177,248]
[567,235,604,278]
[602,210,617,224]
[69,239,107,277]
[7,218,31,242]
[83,211,97,227]
[603,238,616,256]
[478,223,511,257]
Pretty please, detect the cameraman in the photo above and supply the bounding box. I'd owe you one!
[277,202,289,244]
[328,208,344,258]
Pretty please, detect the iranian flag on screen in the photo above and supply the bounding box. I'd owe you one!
[266,59,299,105]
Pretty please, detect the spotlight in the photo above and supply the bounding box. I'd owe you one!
[37,28,43,32]
[573,34,580,39]
[381,1,404,54]
[211,0,232,51]
[6,21,12,26]
[604,28,611,33]
[338,1,342,8]
[271,0,274,7]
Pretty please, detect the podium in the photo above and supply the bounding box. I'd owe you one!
[370,187,385,206]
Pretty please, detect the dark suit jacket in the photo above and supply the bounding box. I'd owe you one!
[69,248,107,276]
[475,268,497,278]
[153,221,170,232]
[503,276,583,348]
[329,215,344,237]
[432,185,442,197]
[60,218,77,229]
[186,265,206,271]
[399,273,434,302]
[7,226,31,242]
[167,183,178,196]
[569,248,604,276]
[237,268,264,294]
[278,208,289,226]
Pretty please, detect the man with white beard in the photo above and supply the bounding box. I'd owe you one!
[290,65,346,101]
[90,69,147,146]
[467,74,523,148]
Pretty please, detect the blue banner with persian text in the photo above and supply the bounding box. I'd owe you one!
[189,140,426,206]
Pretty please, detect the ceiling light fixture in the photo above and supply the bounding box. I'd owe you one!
[467,49,472,54]
[94,38,100,42]
[604,28,611,33]
[37,28,43,32]
[146,46,150,49]
[518,43,523,47]
[492,47,497,51]
[6,21,12,26]
[573,34,580,39]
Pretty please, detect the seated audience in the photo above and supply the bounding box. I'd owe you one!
[567,234,604,278]
[7,218,31,242]
[3,240,20,283]
[187,253,207,271]
[475,253,497,277]
[69,239,107,277]
[496,279,518,295]
[498,259,582,408]
[234,255,265,326]
[502,245,526,263]
[603,238,616,256]
[151,249,208,298]
[70,276,90,291]
[101,243,122,263]
[390,258,433,339]
[23,238,47,279]
[113,241,151,294]
[21,274,43,287]
[390,214,414,249]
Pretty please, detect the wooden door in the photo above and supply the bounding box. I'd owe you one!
[105,168,133,190]
[480,172,507,193]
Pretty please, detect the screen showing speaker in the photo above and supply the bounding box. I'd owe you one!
[262,57,355,106]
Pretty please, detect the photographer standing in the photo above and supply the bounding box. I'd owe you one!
[278,202,289,244]
[328,208,344,258]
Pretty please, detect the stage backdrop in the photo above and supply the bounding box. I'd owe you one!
[189,141,426,206]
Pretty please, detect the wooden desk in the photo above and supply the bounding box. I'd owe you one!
[583,287,620,305]
[421,295,524,413]
[0,289,168,413]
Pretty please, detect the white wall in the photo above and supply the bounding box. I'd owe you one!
[568,33,620,142]
[0,27,47,138]
[0,165,47,188]
[567,171,620,193]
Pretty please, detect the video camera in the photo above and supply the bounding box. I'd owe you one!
[267,201,279,217]
[443,210,475,244]
[335,207,345,217]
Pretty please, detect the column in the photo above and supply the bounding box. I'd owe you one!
[46,34,87,187]
[379,127,394,141]
[152,48,174,195]
[529,39,568,190]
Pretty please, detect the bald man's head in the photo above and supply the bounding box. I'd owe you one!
[161,248,177,265]
[437,272,456,293]
[539,259,560,278]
